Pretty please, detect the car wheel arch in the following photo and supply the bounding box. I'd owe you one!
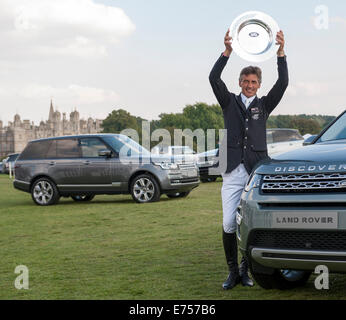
[128,170,162,193]
[30,175,58,190]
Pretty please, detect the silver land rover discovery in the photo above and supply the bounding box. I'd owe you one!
[13,134,199,205]
[237,110,346,289]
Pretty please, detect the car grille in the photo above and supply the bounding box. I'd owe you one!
[261,173,346,193]
[178,163,196,170]
[248,230,346,252]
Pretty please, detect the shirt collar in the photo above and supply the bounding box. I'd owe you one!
[240,93,256,108]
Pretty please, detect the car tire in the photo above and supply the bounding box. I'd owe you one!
[31,178,60,206]
[71,195,95,202]
[167,191,190,198]
[249,262,311,290]
[130,174,161,203]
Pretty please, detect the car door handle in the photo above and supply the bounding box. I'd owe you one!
[83,161,91,165]
[49,161,56,166]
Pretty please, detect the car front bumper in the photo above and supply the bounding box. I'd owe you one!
[158,166,200,193]
[238,188,346,273]
[250,247,346,273]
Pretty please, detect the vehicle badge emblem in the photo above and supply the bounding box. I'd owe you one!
[249,32,260,37]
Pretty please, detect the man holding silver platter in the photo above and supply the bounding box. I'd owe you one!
[209,18,288,290]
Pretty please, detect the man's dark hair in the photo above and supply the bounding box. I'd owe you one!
[239,66,262,84]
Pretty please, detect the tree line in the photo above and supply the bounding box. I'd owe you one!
[266,114,336,135]
[101,103,336,148]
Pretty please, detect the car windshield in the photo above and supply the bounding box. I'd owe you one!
[103,135,151,157]
[319,112,346,143]
[8,154,19,161]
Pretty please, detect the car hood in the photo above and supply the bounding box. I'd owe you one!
[255,142,346,175]
[272,142,346,162]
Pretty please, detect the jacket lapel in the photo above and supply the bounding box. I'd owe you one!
[236,94,247,114]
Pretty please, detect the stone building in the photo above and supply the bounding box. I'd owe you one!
[0,101,103,158]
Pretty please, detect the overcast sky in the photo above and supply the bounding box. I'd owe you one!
[0,0,345,125]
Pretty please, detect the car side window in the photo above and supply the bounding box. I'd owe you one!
[79,138,111,158]
[46,140,57,158]
[19,140,53,160]
[55,139,80,158]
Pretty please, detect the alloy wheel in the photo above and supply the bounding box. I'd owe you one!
[133,178,155,202]
[33,181,54,205]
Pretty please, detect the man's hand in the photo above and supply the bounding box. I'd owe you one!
[276,30,285,57]
[223,29,233,57]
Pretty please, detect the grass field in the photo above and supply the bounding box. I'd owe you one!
[0,174,345,300]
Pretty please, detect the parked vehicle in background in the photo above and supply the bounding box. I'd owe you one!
[170,146,195,156]
[0,161,3,173]
[266,128,304,156]
[13,134,200,206]
[197,129,305,182]
[151,145,196,159]
[238,110,346,290]
[197,148,219,183]
[3,153,20,174]
[152,145,198,167]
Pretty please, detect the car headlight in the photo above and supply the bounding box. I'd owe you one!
[154,162,179,170]
[208,157,217,165]
[244,174,261,192]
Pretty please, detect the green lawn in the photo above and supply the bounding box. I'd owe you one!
[0,174,345,300]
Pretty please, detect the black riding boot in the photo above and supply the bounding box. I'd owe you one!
[239,256,254,287]
[222,231,241,290]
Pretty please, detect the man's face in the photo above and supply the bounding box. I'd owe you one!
[239,74,261,98]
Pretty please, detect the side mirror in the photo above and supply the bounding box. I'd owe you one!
[98,149,112,158]
[303,135,317,146]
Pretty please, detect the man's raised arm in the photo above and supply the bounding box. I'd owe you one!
[209,30,233,109]
[264,30,289,116]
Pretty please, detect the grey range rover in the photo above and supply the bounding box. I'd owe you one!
[237,110,346,289]
[13,134,199,205]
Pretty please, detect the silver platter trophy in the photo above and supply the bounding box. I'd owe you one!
[230,11,280,62]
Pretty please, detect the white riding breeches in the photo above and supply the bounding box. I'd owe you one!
[221,164,249,234]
